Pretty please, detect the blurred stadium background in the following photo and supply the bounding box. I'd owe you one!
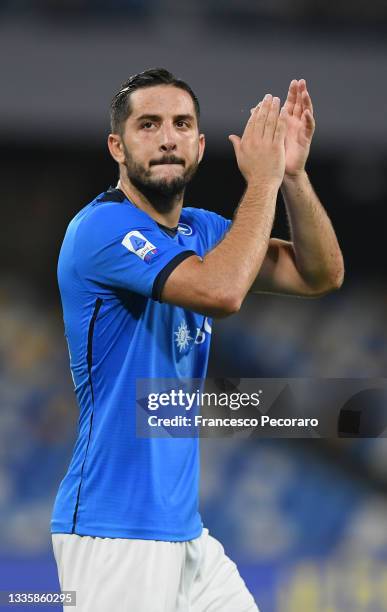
[1,1,387,610]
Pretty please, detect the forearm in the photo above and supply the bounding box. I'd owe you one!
[202,181,278,307]
[281,171,344,290]
[162,181,279,318]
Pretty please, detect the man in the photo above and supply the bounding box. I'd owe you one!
[51,68,344,611]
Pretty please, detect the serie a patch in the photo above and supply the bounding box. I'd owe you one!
[122,230,159,263]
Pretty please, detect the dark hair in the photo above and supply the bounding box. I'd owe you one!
[110,68,200,134]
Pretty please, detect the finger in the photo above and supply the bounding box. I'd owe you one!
[294,80,303,119]
[263,97,281,140]
[255,94,273,136]
[284,79,298,116]
[228,134,241,155]
[273,106,287,144]
[250,102,261,115]
[243,99,263,136]
[301,84,314,116]
[302,109,315,138]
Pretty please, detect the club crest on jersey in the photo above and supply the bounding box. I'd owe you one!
[177,223,193,236]
[122,230,158,263]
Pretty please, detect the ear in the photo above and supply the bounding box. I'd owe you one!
[107,133,126,164]
[198,133,205,164]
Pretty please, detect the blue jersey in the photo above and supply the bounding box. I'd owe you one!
[51,188,231,541]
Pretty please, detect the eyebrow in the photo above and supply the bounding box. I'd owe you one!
[136,113,196,123]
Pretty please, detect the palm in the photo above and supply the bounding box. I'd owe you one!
[284,79,315,177]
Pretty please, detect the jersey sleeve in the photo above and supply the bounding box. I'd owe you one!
[75,204,196,300]
[203,210,232,249]
[184,207,232,251]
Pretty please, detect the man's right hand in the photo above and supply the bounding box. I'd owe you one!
[228,94,287,188]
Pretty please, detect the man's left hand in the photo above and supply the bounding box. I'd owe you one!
[283,79,315,178]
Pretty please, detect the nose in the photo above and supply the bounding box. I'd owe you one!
[160,142,176,152]
[159,124,177,153]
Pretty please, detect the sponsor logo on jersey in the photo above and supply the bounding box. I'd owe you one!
[122,230,158,263]
[195,317,212,344]
[177,223,193,236]
[174,320,194,352]
[174,317,212,352]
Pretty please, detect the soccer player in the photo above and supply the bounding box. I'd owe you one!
[51,68,344,611]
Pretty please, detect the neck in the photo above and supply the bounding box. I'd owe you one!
[117,175,183,228]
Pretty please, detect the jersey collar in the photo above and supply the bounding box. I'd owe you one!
[98,187,179,238]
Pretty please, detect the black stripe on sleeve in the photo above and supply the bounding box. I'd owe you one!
[71,297,103,533]
[152,251,196,302]
[86,297,103,403]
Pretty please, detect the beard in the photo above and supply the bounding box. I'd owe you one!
[123,146,199,214]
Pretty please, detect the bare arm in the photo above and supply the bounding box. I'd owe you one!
[161,94,287,318]
[162,182,279,316]
[251,173,344,296]
[251,79,344,296]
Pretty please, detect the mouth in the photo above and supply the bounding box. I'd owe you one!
[150,158,185,167]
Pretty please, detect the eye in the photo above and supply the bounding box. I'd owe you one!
[141,121,155,129]
[176,120,189,128]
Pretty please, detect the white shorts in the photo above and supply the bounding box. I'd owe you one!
[52,529,259,612]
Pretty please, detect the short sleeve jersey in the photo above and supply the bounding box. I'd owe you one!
[51,188,231,541]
